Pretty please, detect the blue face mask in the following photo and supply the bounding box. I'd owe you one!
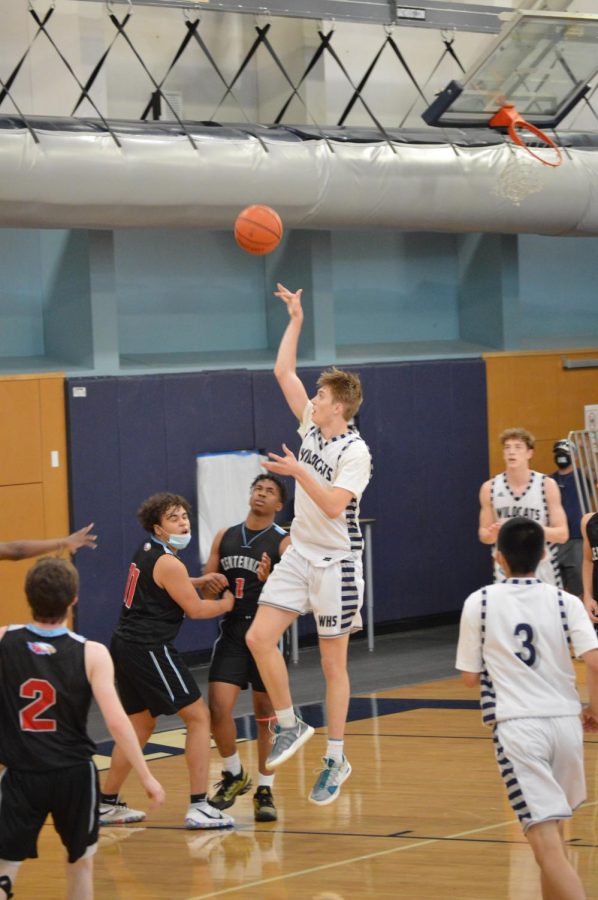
[165,532,192,551]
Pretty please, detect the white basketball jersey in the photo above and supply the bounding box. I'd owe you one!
[491,471,561,586]
[456,578,598,723]
[290,402,372,566]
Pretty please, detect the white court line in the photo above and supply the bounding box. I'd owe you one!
[186,816,519,900]
[188,798,598,900]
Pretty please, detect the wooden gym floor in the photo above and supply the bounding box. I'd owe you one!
[14,665,598,899]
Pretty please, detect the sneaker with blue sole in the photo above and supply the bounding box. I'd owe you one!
[266,717,314,770]
[309,756,352,806]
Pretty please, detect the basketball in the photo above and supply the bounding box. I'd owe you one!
[234,205,283,255]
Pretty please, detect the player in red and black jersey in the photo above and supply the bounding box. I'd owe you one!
[0,557,163,900]
[202,475,290,822]
[99,492,235,831]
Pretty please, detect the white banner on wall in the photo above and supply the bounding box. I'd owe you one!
[196,450,266,565]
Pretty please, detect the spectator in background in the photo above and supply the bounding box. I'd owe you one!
[551,439,585,597]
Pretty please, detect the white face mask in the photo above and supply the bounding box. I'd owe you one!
[164,532,191,551]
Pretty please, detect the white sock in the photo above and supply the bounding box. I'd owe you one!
[258,772,275,788]
[275,706,297,728]
[326,739,344,763]
[223,752,242,777]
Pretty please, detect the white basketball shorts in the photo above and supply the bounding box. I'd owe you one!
[493,715,585,832]
[258,544,364,638]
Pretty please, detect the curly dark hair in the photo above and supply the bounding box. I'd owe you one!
[25,557,79,623]
[137,493,192,532]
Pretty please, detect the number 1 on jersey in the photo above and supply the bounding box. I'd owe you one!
[124,563,140,608]
[235,577,245,600]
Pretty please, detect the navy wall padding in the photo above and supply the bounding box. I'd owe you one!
[66,359,490,651]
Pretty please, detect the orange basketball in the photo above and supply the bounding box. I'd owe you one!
[234,205,283,255]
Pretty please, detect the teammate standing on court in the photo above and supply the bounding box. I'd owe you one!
[246,283,372,806]
[203,474,290,822]
[457,517,598,900]
[0,557,164,900]
[479,428,567,585]
[99,492,235,830]
[581,510,598,625]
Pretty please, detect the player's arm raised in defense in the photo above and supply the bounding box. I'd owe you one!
[542,476,568,544]
[581,513,598,623]
[154,553,234,618]
[273,283,309,420]
[85,641,165,807]
[0,523,98,561]
[264,443,355,519]
[256,535,291,582]
[478,480,501,545]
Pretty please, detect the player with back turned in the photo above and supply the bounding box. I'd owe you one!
[0,557,164,900]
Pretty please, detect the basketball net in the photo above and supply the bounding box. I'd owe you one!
[489,104,562,206]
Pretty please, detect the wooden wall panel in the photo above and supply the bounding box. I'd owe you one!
[484,349,598,475]
[0,374,70,624]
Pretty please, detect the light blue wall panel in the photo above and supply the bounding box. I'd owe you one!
[114,229,269,354]
[331,232,460,346]
[517,235,598,346]
[0,230,44,357]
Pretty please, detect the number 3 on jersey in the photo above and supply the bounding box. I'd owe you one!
[514,622,536,667]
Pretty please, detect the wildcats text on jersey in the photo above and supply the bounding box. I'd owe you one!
[298,447,333,482]
[496,506,542,522]
[221,555,261,574]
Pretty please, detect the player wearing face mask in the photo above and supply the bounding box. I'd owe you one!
[99,493,236,830]
[551,440,586,597]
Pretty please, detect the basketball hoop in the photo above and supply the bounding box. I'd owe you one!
[489,104,562,168]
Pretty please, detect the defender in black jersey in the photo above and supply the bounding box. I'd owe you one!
[582,511,598,625]
[0,557,163,900]
[204,475,290,822]
[99,492,235,831]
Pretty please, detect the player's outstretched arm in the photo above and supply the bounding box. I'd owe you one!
[543,477,569,544]
[581,514,598,623]
[478,481,500,545]
[581,648,598,731]
[0,523,97,561]
[155,554,234,618]
[85,642,165,807]
[273,283,309,420]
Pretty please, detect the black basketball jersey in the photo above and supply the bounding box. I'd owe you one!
[586,512,598,599]
[219,522,287,617]
[0,625,95,771]
[115,538,184,645]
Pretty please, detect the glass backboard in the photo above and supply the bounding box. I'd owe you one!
[423,10,598,128]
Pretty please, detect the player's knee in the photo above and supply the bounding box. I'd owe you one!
[320,654,348,681]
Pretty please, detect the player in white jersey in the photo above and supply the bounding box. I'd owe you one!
[457,517,598,900]
[246,283,372,806]
[479,428,567,585]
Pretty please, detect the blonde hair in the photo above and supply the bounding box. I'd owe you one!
[317,367,363,421]
[499,428,535,450]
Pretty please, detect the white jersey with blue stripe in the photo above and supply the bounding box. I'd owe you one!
[290,401,372,566]
[491,470,561,586]
[456,578,598,724]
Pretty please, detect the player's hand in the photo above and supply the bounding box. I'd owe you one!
[197,572,228,595]
[581,707,598,732]
[263,444,301,479]
[257,552,272,583]
[219,589,235,614]
[486,521,502,540]
[583,597,598,624]
[143,775,166,810]
[274,283,303,320]
[64,523,98,554]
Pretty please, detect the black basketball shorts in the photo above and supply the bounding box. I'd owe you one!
[208,616,267,693]
[110,634,201,717]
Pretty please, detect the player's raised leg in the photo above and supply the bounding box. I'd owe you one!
[309,634,352,805]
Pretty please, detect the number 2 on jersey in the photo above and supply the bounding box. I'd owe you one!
[20,678,57,731]
[513,622,536,667]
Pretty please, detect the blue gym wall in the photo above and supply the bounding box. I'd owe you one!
[66,359,490,651]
